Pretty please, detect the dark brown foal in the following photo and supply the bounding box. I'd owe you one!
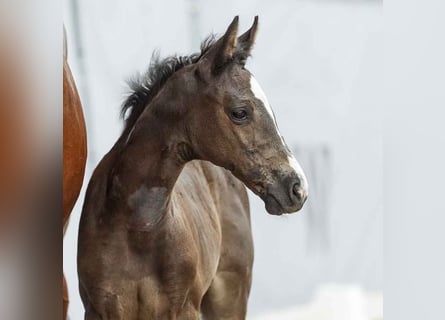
[78,16,307,320]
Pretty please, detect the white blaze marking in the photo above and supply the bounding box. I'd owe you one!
[249,76,275,123]
[249,74,308,191]
[288,155,308,191]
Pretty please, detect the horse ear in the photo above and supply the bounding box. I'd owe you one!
[236,16,259,66]
[200,16,239,75]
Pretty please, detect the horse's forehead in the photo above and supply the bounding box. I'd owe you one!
[249,75,275,121]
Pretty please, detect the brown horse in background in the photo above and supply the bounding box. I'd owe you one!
[78,17,307,319]
[0,34,30,228]
[63,27,87,319]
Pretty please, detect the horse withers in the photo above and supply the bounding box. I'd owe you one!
[78,16,308,320]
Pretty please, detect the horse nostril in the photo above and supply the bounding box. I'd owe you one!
[292,181,306,203]
[292,183,300,198]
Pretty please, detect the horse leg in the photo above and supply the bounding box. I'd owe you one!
[201,269,252,320]
[174,304,201,320]
[200,177,253,320]
[84,308,102,320]
[82,299,124,320]
[80,284,130,320]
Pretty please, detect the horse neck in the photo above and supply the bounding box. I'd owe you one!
[111,107,189,222]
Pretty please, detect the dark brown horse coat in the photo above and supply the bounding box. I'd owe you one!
[78,17,307,320]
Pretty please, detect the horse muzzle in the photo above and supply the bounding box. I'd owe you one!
[262,174,308,215]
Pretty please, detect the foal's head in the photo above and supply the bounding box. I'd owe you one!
[182,16,308,215]
[125,16,308,215]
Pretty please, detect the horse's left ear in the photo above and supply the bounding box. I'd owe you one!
[235,16,259,65]
[199,16,239,76]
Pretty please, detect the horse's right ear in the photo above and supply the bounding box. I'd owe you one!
[199,16,239,76]
[235,16,259,66]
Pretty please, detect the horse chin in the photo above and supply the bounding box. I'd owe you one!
[264,194,285,216]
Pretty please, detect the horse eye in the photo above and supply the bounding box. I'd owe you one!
[231,109,248,121]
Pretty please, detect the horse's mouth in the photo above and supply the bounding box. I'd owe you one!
[264,194,285,215]
[263,192,305,216]
[244,182,285,215]
[245,179,306,215]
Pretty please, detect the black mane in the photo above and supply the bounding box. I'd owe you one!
[120,35,216,132]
